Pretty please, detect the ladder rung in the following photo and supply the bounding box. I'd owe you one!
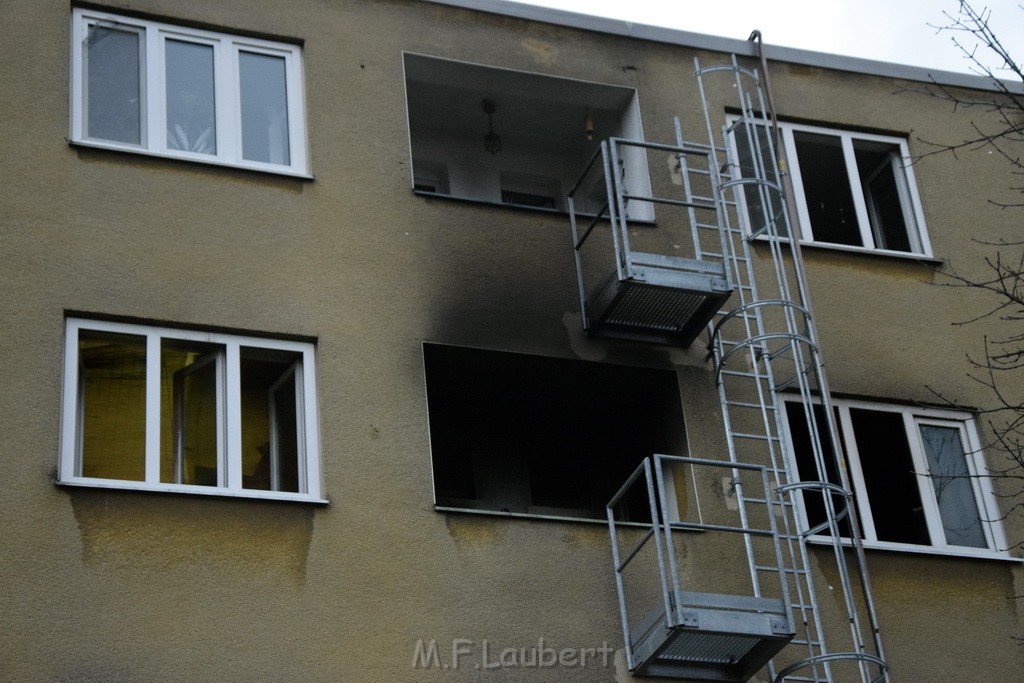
[789,638,824,647]
[740,496,793,506]
[720,369,768,379]
[775,376,801,391]
[725,400,777,410]
[730,432,781,441]
[755,565,809,575]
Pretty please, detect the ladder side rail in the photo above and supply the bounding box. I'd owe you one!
[718,333,830,678]
[702,68,783,611]
[606,457,673,671]
[608,139,634,278]
[566,192,589,329]
[789,344,877,675]
[701,57,838,682]
[674,117,709,266]
[653,454,684,620]
[740,64,843,680]
[748,41,889,676]
[708,334,780,618]
[749,42,887,679]
[765,341,834,682]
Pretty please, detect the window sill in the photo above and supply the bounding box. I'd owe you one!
[57,478,329,505]
[435,504,652,528]
[751,234,944,265]
[70,139,314,180]
[807,535,1021,562]
[413,189,658,226]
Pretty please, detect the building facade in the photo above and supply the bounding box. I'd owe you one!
[1,0,1022,680]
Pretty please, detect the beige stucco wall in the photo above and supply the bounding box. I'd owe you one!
[0,0,1021,680]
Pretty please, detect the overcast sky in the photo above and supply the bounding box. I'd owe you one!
[507,0,1023,76]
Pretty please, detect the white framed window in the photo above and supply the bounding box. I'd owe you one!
[781,397,1010,559]
[731,119,931,257]
[59,318,324,503]
[70,8,309,176]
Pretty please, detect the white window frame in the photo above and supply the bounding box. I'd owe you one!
[70,8,309,177]
[729,118,932,258]
[780,397,1012,560]
[59,318,324,503]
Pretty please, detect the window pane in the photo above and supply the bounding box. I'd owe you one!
[784,402,851,536]
[165,40,216,155]
[793,131,861,246]
[85,26,141,144]
[849,408,930,545]
[160,341,222,486]
[919,425,987,548]
[239,52,290,165]
[734,123,788,238]
[240,348,302,493]
[853,141,912,252]
[78,330,147,480]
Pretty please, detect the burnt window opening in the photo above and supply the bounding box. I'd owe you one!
[423,343,688,522]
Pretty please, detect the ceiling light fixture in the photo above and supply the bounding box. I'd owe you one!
[482,99,501,155]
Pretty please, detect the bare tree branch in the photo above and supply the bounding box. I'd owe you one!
[911,6,1024,603]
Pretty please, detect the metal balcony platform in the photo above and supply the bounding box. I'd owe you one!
[586,253,732,346]
[631,591,794,681]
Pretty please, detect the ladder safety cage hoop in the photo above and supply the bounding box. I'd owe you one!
[775,481,854,539]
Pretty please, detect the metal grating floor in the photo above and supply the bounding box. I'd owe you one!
[628,591,794,681]
[659,632,761,665]
[588,276,732,346]
[604,285,712,331]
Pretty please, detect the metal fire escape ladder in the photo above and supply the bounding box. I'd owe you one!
[697,55,888,682]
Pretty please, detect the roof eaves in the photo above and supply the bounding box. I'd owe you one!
[421,0,1022,94]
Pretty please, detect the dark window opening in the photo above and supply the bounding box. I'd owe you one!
[853,142,911,252]
[793,131,862,247]
[734,122,788,238]
[848,408,930,545]
[733,119,925,255]
[784,402,852,537]
[423,344,688,522]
